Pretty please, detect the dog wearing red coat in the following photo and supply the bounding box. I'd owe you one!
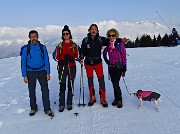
[133,90,161,112]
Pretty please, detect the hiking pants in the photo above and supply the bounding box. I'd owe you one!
[27,70,50,112]
[85,63,106,99]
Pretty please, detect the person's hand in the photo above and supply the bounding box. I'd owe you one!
[47,74,50,81]
[122,37,129,44]
[121,72,125,77]
[80,59,84,65]
[105,59,109,65]
[23,77,28,84]
[64,54,74,61]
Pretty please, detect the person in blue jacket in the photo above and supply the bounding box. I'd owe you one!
[21,30,53,117]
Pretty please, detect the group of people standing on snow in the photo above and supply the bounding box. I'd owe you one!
[20,24,127,117]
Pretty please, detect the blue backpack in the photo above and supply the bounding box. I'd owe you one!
[20,40,44,59]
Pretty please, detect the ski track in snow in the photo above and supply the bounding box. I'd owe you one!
[0,47,180,134]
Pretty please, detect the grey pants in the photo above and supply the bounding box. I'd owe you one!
[27,70,50,112]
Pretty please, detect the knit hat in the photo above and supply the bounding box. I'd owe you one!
[62,25,72,40]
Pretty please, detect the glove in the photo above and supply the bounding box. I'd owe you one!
[104,59,109,65]
[122,65,127,72]
[58,60,68,65]
[121,72,125,77]
[64,54,75,62]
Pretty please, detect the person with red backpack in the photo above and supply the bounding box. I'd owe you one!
[80,24,109,107]
[53,25,78,112]
[103,28,127,108]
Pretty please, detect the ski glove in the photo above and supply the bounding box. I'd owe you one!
[58,60,68,65]
[121,72,125,77]
[104,59,109,65]
[64,54,75,62]
[122,65,127,72]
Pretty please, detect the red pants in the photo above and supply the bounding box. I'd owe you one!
[85,63,106,98]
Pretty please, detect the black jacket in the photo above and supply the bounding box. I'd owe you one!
[80,33,108,66]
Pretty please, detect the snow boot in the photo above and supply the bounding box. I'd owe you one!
[100,98,108,107]
[29,109,38,116]
[88,95,96,106]
[112,99,117,106]
[117,100,123,108]
[59,106,65,112]
[45,109,54,117]
[67,105,73,111]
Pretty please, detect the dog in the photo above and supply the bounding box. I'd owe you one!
[133,90,161,112]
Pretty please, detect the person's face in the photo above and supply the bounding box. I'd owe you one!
[29,33,38,44]
[89,26,98,37]
[63,31,70,40]
[108,32,116,42]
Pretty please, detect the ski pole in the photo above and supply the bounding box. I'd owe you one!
[108,67,110,80]
[122,78,132,95]
[54,65,65,105]
[67,62,79,116]
[51,65,65,119]
[81,64,86,107]
[78,67,82,107]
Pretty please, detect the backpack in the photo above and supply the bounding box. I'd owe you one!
[84,36,102,46]
[20,40,44,59]
[116,42,126,65]
[58,41,77,54]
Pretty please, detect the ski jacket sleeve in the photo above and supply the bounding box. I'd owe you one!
[52,47,58,61]
[74,44,79,58]
[43,46,50,74]
[103,46,109,63]
[120,42,127,69]
[21,45,27,77]
[101,37,109,46]
[80,38,86,59]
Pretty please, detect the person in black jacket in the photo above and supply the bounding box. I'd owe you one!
[80,24,108,107]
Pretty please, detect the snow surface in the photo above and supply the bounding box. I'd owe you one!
[0,46,180,134]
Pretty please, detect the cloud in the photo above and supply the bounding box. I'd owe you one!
[0,20,177,46]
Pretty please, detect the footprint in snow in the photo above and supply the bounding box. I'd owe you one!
[15,109,26,114]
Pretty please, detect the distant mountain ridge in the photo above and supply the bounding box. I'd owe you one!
[0,20,171,58]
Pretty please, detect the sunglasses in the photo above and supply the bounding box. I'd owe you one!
[63,33,69,36]
[108,34,116,37]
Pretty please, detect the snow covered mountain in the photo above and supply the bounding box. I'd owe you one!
[0,20,171,58]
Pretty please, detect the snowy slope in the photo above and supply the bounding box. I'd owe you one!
[0,46,180,134]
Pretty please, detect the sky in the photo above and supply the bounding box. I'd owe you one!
[0,0,180,45]
[0,0,179,28]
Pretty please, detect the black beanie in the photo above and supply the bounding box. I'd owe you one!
[62,25,72,39]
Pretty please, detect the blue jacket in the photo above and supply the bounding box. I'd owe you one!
[21,42,50,77]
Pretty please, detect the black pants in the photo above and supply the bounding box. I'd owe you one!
[58,65,76,106]
[27,70,50,112]
[109,67,122,101]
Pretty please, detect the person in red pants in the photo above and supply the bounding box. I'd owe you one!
[80,24,108,107]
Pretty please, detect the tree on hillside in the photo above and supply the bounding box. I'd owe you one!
[161,33,171,46]
[135,36,140,47]
[152,35,157,47]
[139,34,152,47]
[156,34,162,46]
